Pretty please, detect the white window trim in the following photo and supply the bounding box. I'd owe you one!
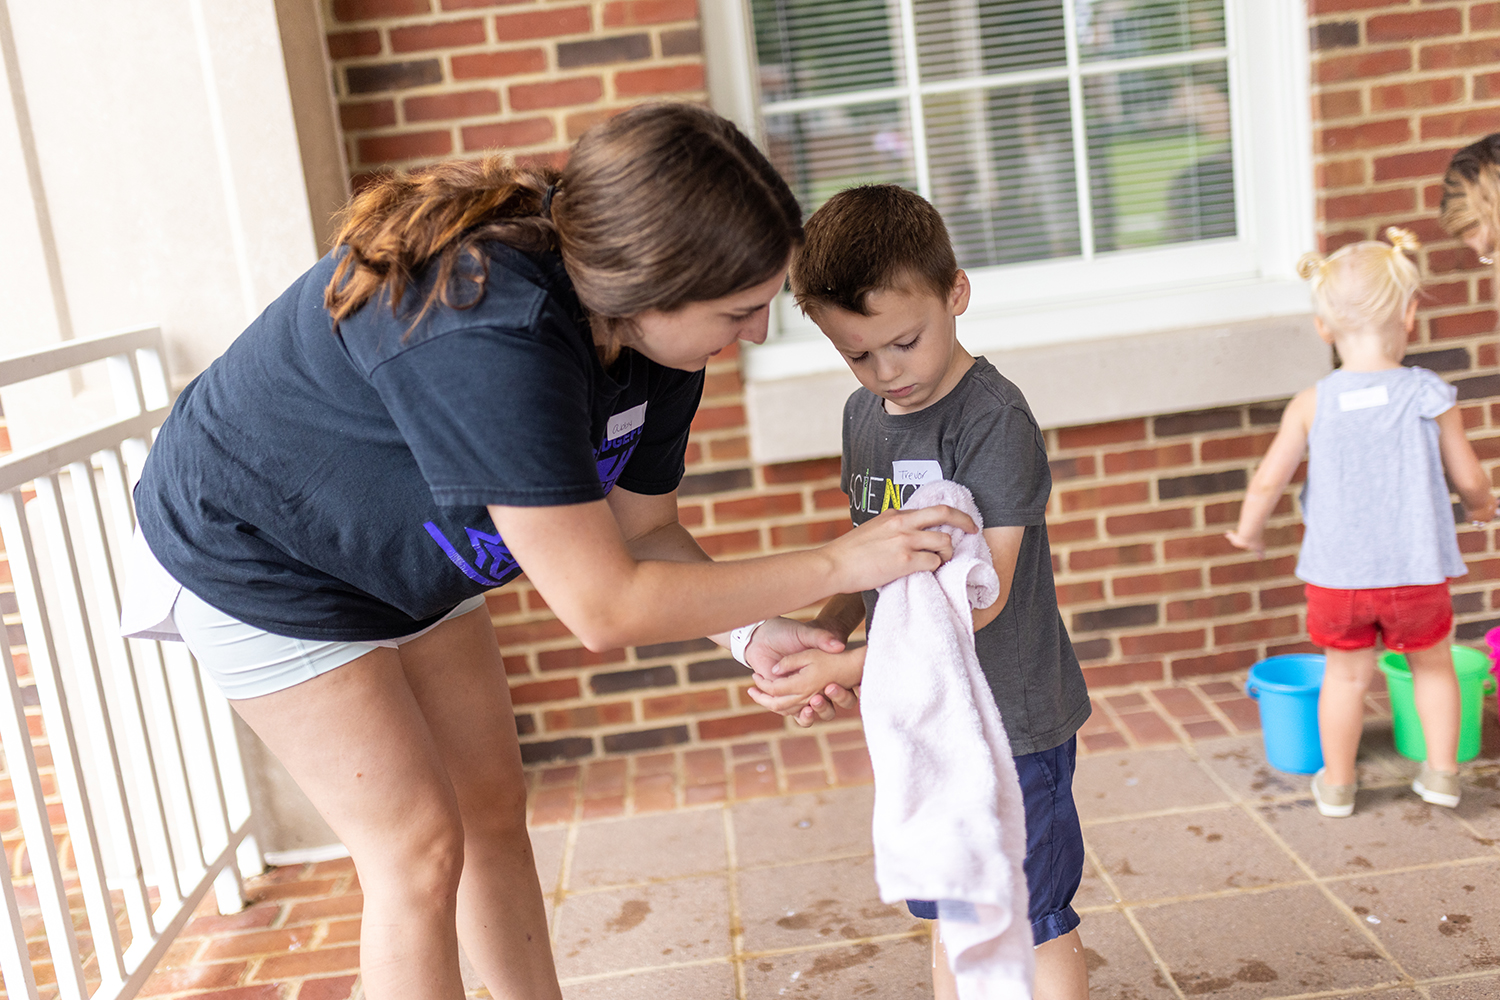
[702,0,1318,459]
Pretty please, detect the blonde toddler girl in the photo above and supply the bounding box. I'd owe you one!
[1227,228,1494,816]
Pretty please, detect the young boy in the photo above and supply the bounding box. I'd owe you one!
[749,185,1092,1000]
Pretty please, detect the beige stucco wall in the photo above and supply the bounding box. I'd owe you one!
[0,0,348,856]
[0,0,336,449]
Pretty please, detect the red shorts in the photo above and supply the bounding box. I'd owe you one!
[1304,582,1453,652]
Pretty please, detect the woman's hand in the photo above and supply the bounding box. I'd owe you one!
[741,617,846,675]
[824,506,979,594]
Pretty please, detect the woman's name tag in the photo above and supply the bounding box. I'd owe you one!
[1338,385,1389,411]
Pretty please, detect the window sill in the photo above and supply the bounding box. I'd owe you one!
[750,274,1312,380]
[744,306,1325,465]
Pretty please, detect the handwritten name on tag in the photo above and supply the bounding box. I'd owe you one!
[1338,385,1389,412]
[607,402,647,440]
[891,459,943,486]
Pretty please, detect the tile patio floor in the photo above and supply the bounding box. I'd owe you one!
[137,671,1500,999]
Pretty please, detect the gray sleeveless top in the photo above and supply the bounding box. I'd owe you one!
[1296,366,1464,588]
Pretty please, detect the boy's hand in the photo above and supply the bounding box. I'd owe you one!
[789,683,859,728]
[747,646,866,725]
[1224,529,1265,558]
[1466,494,1497,527]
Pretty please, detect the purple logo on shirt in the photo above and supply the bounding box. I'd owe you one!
[425,523,515,587]
[424,403,648,586]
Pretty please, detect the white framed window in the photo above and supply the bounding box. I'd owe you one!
[701,0,1319,458]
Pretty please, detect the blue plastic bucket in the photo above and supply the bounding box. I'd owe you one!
[1246,654,1326,774]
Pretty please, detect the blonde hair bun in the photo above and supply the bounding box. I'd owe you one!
[1384,225,1421,255]
[1296,251,1325,281]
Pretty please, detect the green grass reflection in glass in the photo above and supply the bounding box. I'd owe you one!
[1101,135,1229,249]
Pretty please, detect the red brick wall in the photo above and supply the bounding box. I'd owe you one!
[312,0,1500,764]
[322,0,706,180]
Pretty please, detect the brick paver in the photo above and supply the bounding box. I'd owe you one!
[98,666,1500,1000]
[86,671,1275,999]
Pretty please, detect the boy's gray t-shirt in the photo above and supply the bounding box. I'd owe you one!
[842,357,1090,755]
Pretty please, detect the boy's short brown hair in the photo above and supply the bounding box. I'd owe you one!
[789,184,958,316]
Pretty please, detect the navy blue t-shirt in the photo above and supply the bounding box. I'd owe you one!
[136,243,704,641]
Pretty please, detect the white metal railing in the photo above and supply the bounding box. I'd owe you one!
[0,328,260,1000]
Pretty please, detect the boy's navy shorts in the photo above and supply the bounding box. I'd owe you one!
[906,735,1084,946]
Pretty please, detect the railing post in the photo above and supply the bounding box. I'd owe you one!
[0,328,262,999]
[0,490,92,1000]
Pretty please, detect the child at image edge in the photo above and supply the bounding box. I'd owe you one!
[1227,227,1495,817]
[749,185,1092,1000]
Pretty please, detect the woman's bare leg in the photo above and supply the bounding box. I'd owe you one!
[397,609,562,1000]
[230,650,469,1000]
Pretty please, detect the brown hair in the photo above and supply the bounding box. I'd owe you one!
[555,102,802,355]
[789,185,958,316]
[325,103,803,361]
[1440,133,1500,239]
[325,157,557,332]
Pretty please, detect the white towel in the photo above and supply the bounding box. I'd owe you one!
[862,480,1034,999]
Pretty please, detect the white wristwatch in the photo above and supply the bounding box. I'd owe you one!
[729,619,768,666]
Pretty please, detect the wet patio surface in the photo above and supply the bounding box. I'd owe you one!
[136,676,1500,999]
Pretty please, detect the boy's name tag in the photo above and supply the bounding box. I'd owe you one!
[1338,385,1389,412]
[891,460,944,486]
[607,402,647,440]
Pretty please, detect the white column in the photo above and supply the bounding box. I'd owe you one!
[0,0,324,452]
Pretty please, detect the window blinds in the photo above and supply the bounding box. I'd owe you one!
[751,0,1236,269]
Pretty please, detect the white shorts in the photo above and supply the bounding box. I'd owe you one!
[170,588,488,700]
[121,528,487,700]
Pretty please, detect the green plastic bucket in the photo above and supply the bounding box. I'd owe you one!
[1377,645,1496,763]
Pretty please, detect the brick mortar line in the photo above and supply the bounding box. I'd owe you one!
[374,23,700,49]
[720,806,747,1000]
[729,928,928,964]
[330,9,702,29]
[1084,850,1500,914]
[333,22,696,42]
[553,932,935,991]
[551,953,738,989]
[1084,853,1188,1000]
[549,816,581,939]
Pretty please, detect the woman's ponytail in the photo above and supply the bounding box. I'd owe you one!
[324,157,559,331]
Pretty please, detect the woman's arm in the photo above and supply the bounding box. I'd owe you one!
[604,486,709,562]
[602,487,849,666]
[1436,406,1496,523]
[787,525,1022,647]
[490,492,976,651]
[1226,387,1315,557]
